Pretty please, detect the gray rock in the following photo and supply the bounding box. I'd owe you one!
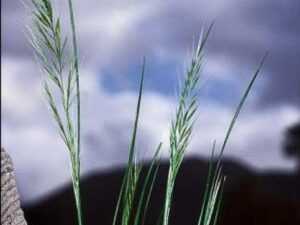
[1,148,27,225]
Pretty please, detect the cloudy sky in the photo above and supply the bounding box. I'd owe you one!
[1,0,300,203]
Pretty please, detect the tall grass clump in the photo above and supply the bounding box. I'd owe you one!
[28,0,267,225]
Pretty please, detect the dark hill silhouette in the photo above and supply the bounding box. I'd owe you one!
[23,158,300,225]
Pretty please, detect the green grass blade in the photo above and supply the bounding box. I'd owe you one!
[112,170,128,225]
[198,53,268,225]
[122,58,146,225]
[212,177,226,225]
[197,141,216,225]
[134,143,162,225]
[112,58,146,225]
[141,164,160,225]
[128,58,146,171]
[220,53,268,156]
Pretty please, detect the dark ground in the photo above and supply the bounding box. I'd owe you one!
[23,158,300,225]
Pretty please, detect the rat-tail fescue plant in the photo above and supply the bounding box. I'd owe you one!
[29,0,83,225]
[28,0,267,225]
[110,20,266,225]
[161,23,214,225]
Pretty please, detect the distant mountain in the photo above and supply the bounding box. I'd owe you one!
[23,158,300,225]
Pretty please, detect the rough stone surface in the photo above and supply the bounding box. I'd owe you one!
[1,148,27,225]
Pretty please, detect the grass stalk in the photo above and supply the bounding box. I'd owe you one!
[67,1,83,225]
[29,1,83,225]
[162,23,214,225]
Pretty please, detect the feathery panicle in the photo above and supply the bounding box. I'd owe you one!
[162,23,214,225]
[29,1,83,225]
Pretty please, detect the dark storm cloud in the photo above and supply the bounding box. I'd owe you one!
[139,0,300,106]
[2,0,299,106]
[210,0,300,106]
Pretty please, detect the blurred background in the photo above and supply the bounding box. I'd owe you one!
[1,0,300,224]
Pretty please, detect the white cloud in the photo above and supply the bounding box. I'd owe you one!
[190,104,299,170]
[2,58,41,121]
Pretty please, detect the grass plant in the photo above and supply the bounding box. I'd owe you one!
[29,0,82,225]
[28,1,267,225]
